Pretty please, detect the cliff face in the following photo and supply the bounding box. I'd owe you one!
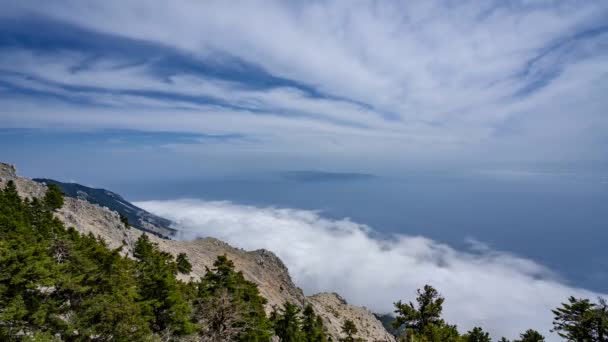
[0,162,395,342]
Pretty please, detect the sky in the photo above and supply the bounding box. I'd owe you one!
[1,1,608,340]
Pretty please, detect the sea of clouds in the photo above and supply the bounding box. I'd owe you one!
[137,199,604,341]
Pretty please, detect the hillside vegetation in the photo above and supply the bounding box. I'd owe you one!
[0,181,330,341]
[1,175,607,341]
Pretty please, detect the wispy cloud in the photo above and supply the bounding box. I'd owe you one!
[137,199,605,341]
[0,0,607,169]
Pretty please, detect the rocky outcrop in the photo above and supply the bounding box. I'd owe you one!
[0,162,395,341]
[0,162,46,199]
[155,237,308,311]
[309,293,396,342]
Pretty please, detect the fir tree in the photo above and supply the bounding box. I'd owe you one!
[514,329,545,342]
[195,255,272,341]
[393,285,444,335]
[44,183,64,211]
[340,319,361,342]
[176,252,192,274]
[273,302,303,342]
[463,326,491,342]
[302,304,327,342]
[552,296,596,341]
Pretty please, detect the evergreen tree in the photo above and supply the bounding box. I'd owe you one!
[273,302,303,342]
[133,234,194,336]
[0,185,280,341]
[340,319,361,342]
[462,326,491,342]
[594,298,608,342]
[0,182,152,340]
[514,329,545,342]
[552,296,596,341]
[3,180,19,202]
[133,234,155,260]
[419,323,460,342]
[499,338,510,342]
[195,255,272,341]
[176,252,193,274]
[44,184,64,211]
[394,285,444,335]
[302,304,327,342]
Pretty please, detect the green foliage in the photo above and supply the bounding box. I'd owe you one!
[43,184,64,211]
[195,255,273,341]
[420,323,460,342]
[6,180,608,342]
[133,234,194,336]
[339,319,362,342]
[273,302,304,342]
[393,285,459,342]
[269,302,328,342]
[462,327,491,342]
[0,185,275,341]
[394,285,445,335]
[552,296,608,342]
[0,181,152,341]
[302,304,328,342]
[514,329,545,342]
[176,252,193,274]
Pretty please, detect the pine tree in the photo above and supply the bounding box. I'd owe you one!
[133,234,155,260]
[463,326,491,342]
[0,183,281,341]
[44,183,64,211]
[393,285,445,335]
[133,234,194,336]
[273,302,303,342]
[514,329,544,342]
[340,319,360,342]
[594,298,608,342]
[302,304,327,342]
[176,252,192,274]
[3,180,19,202]
[420,323,460,342]
[552,296,596,341]
[196,255,272,341]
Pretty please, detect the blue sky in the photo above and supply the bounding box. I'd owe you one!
[1,0,608,182]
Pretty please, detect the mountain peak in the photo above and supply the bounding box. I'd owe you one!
[0,162,17,180]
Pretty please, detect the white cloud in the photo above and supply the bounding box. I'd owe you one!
[2,0,608,169]
[137,199,604,341]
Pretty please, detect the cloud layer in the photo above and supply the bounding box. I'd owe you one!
[1,0,608,172]
[137,199,604,341]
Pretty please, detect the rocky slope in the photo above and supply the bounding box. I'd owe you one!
[0,162,395,342]
[33,178,176,238]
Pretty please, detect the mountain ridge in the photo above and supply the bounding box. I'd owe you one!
[0,162,395,342]
[33,178,176,238]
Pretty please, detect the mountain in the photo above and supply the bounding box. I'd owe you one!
[33,178,176,238]
[0,162,395,341]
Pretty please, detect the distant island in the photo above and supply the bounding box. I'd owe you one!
[280,170,376,183]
